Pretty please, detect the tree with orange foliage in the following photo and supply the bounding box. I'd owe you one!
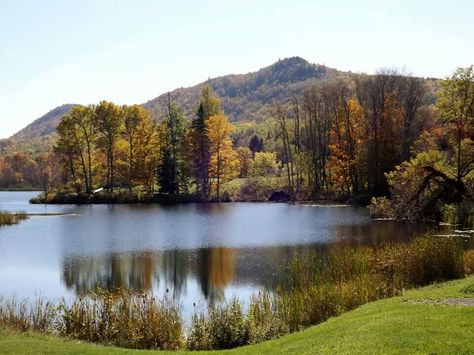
[328,99,365,196]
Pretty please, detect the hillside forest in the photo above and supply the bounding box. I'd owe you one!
[1,64,473,224]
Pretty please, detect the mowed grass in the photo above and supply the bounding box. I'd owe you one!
[1,275,473,354]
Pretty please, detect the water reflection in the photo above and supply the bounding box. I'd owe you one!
[63,252,160,295]
[62,248,237,304]
[0,192,433,305]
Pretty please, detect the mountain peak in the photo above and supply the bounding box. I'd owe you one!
[275,56,310,66]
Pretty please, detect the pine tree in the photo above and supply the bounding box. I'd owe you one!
[158,96,188,194]
[188,86,222,199]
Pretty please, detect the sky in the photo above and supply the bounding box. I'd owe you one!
[0,0,473,138]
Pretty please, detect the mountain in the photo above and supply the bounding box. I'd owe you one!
[0,57,347,156]
[11,104,77,141]
[0,104,77,157]
[144,56,344,121]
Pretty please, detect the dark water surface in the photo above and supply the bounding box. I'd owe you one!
[0,192,425,314]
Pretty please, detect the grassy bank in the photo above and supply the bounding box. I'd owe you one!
[0,210,28,226]
[1,275,473,354]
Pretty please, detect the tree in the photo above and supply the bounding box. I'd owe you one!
[437,66,474,182]
[207,114,239,199]
[36,152,56,198]
[398,76,429,161]
[249,135,264,156]
[54,115,80,192]
[132,111,160,193]
[1,152,38,188]
[356,71,406,195]
[236,147,253,178]
[157,97,188,194]
[328,98,365,196]
[371,66,474,223]
[301,85,332,195]
[276,105,294,192]
[188,86,222,199]
[73,105,96,193]
[95,101,123,192]
[250,152,279,177]
[123,105,152,191]
[61,107,93,192]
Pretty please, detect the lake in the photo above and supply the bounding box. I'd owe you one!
[0,191,425,315]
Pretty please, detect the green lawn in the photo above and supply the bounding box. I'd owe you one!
[1,275,473,354]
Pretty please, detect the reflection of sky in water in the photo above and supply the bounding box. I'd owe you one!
[0,191,427,315]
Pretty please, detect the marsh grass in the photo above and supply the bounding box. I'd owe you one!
[187,294,288,351]
[464,249,474,274]
[275,235,465,332]
[0,210,28,226]
[59,290,183,350]
[0,235,470,351]
[0,297,55,332]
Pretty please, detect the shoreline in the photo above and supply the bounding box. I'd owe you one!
[29,194,353,206]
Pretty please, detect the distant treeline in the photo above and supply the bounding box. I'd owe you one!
[0,152,49,190]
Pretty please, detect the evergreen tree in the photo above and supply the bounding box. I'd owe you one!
[188,86,222,199]
[158,97,188,194]
[249,135,264,156]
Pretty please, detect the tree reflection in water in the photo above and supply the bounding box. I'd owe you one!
[62,247,236,304]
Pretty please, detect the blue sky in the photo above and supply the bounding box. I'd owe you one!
[0,0,473,138]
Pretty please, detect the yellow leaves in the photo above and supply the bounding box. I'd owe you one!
[206,114,239,194]
[206,114,234,143]
[250,152,279,177]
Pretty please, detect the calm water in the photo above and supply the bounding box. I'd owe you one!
[0,192,424,315]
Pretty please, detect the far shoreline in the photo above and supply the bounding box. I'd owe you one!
[27,190,362,206]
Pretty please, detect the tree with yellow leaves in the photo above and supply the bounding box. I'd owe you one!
[206,114,239,200]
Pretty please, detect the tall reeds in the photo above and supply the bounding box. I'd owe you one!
[59,290,183,350]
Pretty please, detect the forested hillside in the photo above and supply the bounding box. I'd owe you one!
[0,104,76,157]
[143,56,342,122]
